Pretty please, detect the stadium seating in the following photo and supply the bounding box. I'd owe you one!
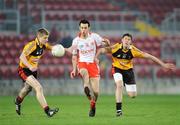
[156,68,176,78]
[17,0,119,12]
[2,0,180,26]
[0,66,18,79]
[137,67,152,78]
[175,68,180,77]
[0,13,6,21]
[39,66,50,78]
[0,0,179,85]
[124,0,180,24]
[15,0,121,24]
[0,66,10,79]
[1,35,178,79]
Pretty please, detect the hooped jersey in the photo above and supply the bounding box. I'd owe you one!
[72,32,103,63]
[19,38,51,68]
[111,43,145,70]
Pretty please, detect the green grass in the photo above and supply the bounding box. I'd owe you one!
[0,95,180,125]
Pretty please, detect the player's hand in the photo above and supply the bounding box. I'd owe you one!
[103,38,110,46]
[70,69,76,79]
[64,48,71,53]
[163,63,176,70]
[29,66,37,72]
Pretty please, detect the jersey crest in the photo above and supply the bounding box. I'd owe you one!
[30,43,45,56]
[112,47,133,60]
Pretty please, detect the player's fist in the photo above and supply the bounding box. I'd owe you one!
[70,69,76,79]
[103,38,110,46]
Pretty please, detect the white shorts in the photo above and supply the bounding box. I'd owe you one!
[113,73,123,82]
[113,73,137,92]
[125,84,137,92]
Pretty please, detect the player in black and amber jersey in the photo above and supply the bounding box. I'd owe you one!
[15,28,59,117]
[95,33,175,117]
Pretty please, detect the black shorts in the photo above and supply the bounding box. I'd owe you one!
[18,67,37,82]
[112,67,136,85]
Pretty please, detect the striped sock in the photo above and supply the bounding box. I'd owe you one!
[116,102,122,112]
[44,106,50,114]
[16,96,23,104]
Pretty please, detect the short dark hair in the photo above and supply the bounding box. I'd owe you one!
[37,28,49,36]
[79,19,90,27]
[122,33,132,40]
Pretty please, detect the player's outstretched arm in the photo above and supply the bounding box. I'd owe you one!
[64,45,77,54]
[94,46,112,63]
[144,53,176,70]
[64,48,71,53]
[95,44,116,58]
[95,48,105,64]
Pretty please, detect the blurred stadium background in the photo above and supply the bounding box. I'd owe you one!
[0,0,180,95]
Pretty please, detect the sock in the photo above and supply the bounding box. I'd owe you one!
[44,106,49,114]
[84,87,91,100]
[90,99,96,109]
[116,102,122,112]
[16,96,23,104]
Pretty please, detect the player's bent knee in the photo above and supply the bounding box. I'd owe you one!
[94,91,99,96]
[27,87,32,93]
[127,92,137,98]
[80,69,88,76]
[92,86,99,93]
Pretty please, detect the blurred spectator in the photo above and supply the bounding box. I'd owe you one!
[59,32,73,48]
[48,25,60,43]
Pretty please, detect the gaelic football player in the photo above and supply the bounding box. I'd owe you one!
[95,33,175,116]
[15,28,59,117]
[69,19,110,117]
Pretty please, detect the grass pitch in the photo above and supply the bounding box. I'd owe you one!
[0,95,179,125]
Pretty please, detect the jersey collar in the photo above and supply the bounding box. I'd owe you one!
[120,43,132,52]
[35,38,43,47]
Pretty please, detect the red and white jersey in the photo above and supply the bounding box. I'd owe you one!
[72,32,103,63]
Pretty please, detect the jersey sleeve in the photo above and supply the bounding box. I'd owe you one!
[92,33,103,47]
[45,42,52,50]
[111,43,120,54]
[131,45,145,58]
[22,41,36,56]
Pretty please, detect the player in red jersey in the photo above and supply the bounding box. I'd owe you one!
[69,19,110,117]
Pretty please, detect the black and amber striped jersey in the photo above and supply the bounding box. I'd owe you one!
[111,43,145,70]
[19,38,51,68]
